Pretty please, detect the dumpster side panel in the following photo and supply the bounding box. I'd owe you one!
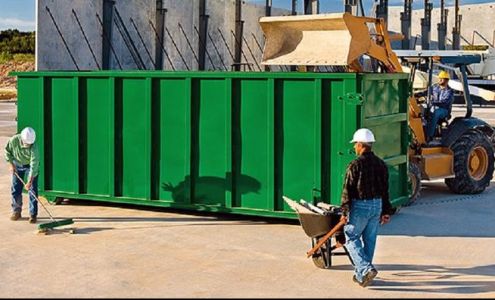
[158,78,191,203]
[16,77,45,192]
[232,78,273,211]
[277,79,321,209]
[360,74,410,207]
[82,78,112,196]
[119,78,152,199]
[193,79,231,206]
[324,78,360,206]
[50,77,79,192]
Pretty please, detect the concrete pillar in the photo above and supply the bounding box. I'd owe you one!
[198,0,208,70]
[421,0,432,50]
[452,0,461,50]
[437,0,448,50]
[400,0,412,50]
[102,0,115,70]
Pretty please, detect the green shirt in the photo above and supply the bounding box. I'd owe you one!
[4,134,40,180]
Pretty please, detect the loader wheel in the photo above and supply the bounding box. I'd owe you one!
[405,162,421,206]
[445,131,494,194]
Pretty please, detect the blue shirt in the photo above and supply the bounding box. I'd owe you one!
[430,84,454,110]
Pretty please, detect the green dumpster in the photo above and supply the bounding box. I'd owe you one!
[13,71,409,219]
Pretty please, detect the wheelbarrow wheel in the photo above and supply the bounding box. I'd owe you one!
[312,254,330,269]
[311,239,332,269]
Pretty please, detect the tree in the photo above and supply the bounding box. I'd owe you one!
[0,30,35,54]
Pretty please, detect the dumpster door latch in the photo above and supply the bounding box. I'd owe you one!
[338,93,364,105]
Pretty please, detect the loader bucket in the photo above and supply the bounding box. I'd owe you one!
[259,12,402,72]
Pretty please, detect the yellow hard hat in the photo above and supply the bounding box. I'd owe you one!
[438,70,450,79]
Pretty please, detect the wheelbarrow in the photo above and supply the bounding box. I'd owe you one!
[284,196,352,269]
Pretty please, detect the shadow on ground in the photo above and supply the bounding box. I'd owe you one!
[331,263,495,294]
[379,182,495,238]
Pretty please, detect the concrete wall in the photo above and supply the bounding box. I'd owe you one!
[387,2,495,50]
[37,0,103,70]
[37,0,290,71]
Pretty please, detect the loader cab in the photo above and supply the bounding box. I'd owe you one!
[396,51,485,145]
[396,50,495,205]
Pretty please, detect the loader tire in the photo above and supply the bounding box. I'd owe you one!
[445,130,494,194]
[405,162,421,206]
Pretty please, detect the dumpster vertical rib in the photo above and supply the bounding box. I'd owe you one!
[230,77,242,209]
[108,77,116,197]
[184,77,192,204]
[225,77,233,208]
[321,79,331,205]
[36,76,45,193]
[314,79,322,204]
[145,77,152,200]
[190,78,200,204]
[330,79,345,205]
[273,78,283,211]
[267,78,275,211]
[79,78,87,194]
[44,77,53,191]
[151,78,161,200]
[114,78,123,197]
[400,79,409,197]
[72,77,80,193]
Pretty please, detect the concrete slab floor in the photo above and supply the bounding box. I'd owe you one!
[0,103,494,298]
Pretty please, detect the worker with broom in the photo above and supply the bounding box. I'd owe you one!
[5,127,39,224]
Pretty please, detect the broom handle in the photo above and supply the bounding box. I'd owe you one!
[13,171,57,222]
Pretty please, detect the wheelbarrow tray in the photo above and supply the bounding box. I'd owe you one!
[298,212,341,238]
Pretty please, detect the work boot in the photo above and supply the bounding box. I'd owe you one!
[29,215,37,224]
[352,275,362,286]
[353,268,378,288]
[10,212,21,221]
[361,268,378,287]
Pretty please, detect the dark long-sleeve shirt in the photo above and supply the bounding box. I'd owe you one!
[341,151,394,216]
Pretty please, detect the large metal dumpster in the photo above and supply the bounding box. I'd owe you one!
[14,71,409,219]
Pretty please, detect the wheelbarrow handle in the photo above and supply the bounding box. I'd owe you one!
[306,218,347,258]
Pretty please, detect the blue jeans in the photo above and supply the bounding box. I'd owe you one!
[344,198,382,282]
[426,107,449,139]
[11,163,38,216]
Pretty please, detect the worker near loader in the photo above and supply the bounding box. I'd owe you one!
[4,127,39,223]
[418,70,454,141]
[341,128,394,287]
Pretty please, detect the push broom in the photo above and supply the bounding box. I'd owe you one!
[14,172,74,231]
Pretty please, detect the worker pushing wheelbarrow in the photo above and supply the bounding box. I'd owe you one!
[283,128,394,287]
[284,196,352,269]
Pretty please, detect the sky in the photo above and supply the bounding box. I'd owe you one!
[0,0,35,31]
[250,0,495,14]
[0,0,494,31]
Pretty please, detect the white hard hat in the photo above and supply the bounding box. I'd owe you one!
[20,127,36,144]
[350,128,375,143]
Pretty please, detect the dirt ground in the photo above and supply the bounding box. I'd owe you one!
[0,60,35,100]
